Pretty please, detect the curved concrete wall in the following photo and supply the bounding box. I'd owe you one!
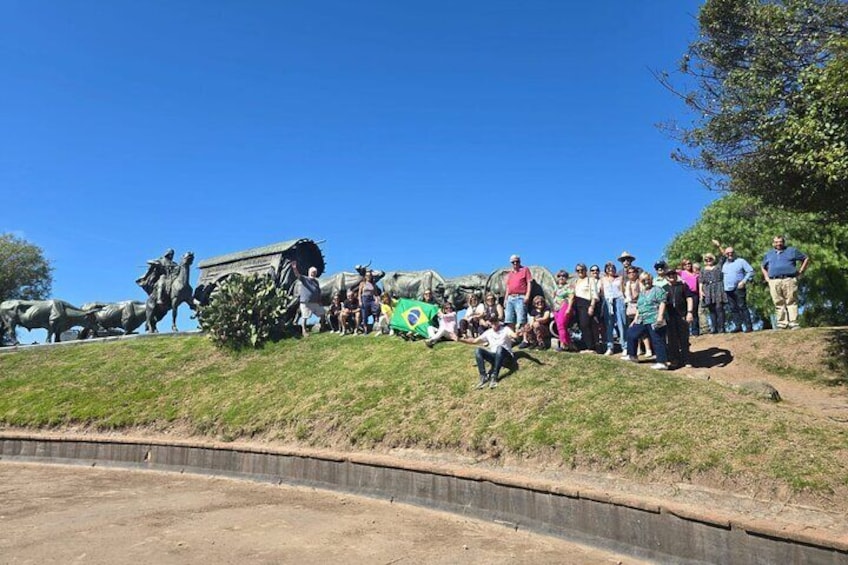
[1,433,845,564]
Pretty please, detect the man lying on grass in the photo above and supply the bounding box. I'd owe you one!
[459,313,519,389]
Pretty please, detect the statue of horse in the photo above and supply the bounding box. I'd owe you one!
[0,299,102,344]
[144,251,196,333]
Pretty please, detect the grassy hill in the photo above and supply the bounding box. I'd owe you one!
[1,329,847,511]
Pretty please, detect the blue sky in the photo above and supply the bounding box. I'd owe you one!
[2,0,713,338]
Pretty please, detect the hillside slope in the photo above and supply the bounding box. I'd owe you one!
[1,328,847,514]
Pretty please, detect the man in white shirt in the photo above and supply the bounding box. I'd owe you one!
[460,313,519,389]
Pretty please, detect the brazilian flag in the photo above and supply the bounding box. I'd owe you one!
[390,298,439,338]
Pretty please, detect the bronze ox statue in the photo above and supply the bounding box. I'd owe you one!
[380,269,446,302]
[442,273,488,310]
[0,299,102,344]
[484,265,556,307]
[82,301,147,335]
[318,262,386,304]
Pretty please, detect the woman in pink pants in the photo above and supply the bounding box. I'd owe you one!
[552,270,575,352]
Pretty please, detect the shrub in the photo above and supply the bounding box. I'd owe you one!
[198,274,289,349]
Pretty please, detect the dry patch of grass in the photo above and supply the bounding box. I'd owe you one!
[740,328,848,387]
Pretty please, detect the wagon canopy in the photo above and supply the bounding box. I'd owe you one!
[197,239,325,288]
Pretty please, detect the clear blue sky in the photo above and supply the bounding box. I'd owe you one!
[2,0,713,338]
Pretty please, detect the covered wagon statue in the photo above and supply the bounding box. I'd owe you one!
[195,238,326,328]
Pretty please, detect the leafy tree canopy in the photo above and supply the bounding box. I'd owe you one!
[661,0,848,217]
[665,194,848,327]
[0,233,53,303]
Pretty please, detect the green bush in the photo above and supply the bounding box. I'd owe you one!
[198,274,289,349]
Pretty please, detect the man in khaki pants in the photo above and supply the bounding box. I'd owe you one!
[761,236,809,329]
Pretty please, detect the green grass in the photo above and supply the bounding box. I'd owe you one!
[1,332,847,508]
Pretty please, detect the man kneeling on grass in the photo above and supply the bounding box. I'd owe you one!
[459,313,519,389]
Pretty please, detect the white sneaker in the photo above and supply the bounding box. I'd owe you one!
[604,348,614,356]
[621,355,638,362]
[650,363,668,370]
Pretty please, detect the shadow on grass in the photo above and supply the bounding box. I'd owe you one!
[690,346,734,369]
[824,329,848,387]
[497,351,544,382]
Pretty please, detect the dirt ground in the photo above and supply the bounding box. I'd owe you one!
[682,330,848,422]
[0,462,646,565]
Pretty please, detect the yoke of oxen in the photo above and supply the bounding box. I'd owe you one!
[484,265,556,307]
[318,269,386,304]
[442,273,488,310]
[82,301,147,334]
[381,270,447,303]
[0,299,102,343]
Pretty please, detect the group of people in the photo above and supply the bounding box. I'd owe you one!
[292,236,809,388]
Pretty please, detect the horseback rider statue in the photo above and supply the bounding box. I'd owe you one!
[136,248,179,306]
[136,248,196,333]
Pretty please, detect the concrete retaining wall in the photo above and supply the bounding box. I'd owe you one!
[1,434,845,564]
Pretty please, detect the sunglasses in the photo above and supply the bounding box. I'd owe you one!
[590,269,600,273]
[511,260,520,264]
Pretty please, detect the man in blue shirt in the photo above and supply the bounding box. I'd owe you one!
[713,239,755,333]
[761,235,809,329]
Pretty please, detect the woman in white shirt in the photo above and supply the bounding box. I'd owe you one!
[426,302,458,347]
[459,293,485,338]
[600,261,626,355]
[571,263,600,353]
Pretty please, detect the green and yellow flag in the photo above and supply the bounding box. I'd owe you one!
[390,298,439,338]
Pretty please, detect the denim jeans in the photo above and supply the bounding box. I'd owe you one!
[626,323,668,363]
[725,287,753,332]
[504,295,527,326]
[360,295,379,332]
[603,297,626,351]
[475,347,513,381]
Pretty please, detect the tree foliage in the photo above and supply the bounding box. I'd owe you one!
[0,233,53,303]
[661,0,848,217]
[665,194,848,327]
[197,274,289,349]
